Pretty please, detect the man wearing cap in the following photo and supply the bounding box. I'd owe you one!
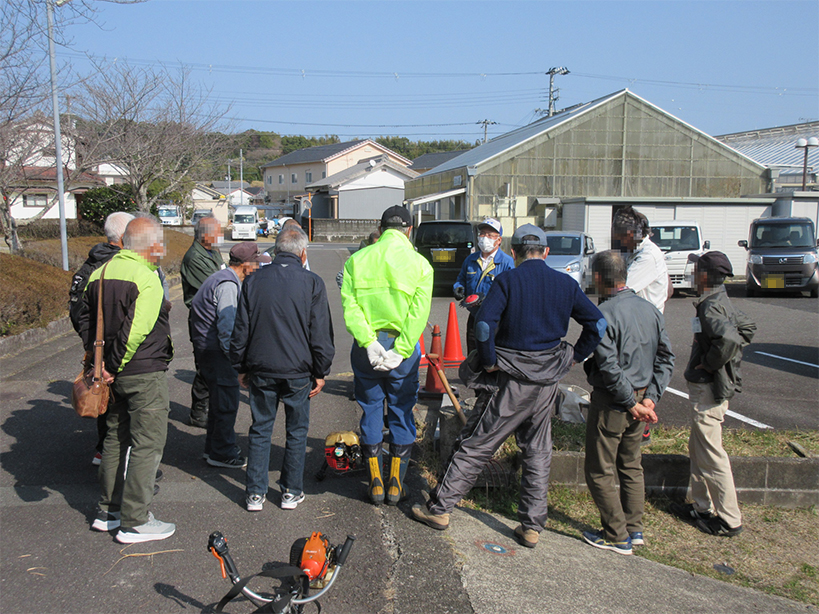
[413,224,606,549]
[341,205,433,506]
[453,218,515,354]
[670,251,755,538]
[189,243,263,469]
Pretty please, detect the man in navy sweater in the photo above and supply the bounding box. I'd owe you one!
[413,224,606,548]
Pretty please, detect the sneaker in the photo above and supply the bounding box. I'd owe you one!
[582,530,632,555]
[92,452,102,466]
[189,413,208,429]
[695,516,743,538]
[246,493,265,512]
[630,531,645,546]
[207,455,247,469]
[92,509,121,531]
[115,512,175,544]
[411,503,450,530]
[202,452,210,461]
[514,525,539,549]
[669,501,715,523]
[280,492,305,510]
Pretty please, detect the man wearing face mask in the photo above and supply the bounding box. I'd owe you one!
[453,218,515,354]
[181,216,226,428]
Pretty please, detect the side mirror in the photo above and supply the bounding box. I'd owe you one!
[585,246,595,255]
[738,240,748,249]
[703,240,710,250]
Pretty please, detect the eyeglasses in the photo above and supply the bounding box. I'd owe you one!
[478,231,500,238]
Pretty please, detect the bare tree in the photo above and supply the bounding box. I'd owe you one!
[72,60,234,212]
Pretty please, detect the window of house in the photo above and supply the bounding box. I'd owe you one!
[22,194,48,208]
[322,171,326,179]
[291,173,297,184]
[266,175,272,185]
[277,174,284,184]
[305,171,312,183]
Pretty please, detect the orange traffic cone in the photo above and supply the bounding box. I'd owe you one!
[443,302,465,367]
[420,325,446,395]
[418,332,429,367]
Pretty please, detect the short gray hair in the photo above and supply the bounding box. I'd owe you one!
[104,211,135,244]
[275,227,308,256]
[123,216,163,253]
[194,215,219,242]
[592,250,628,289]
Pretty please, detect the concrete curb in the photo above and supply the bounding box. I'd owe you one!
[433,404,819,509]
[0,274,181,359]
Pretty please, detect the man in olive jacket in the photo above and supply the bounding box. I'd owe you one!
[671,251,756,538]
[180,216,224,428]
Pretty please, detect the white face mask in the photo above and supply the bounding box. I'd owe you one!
[478,237,497,254]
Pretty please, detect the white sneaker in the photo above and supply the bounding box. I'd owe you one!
[115,512,176,544]
[280,492,305,510]
[246,493,265,512]
[92,509,121,531]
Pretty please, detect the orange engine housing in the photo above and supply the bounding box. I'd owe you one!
[299,532,331,581]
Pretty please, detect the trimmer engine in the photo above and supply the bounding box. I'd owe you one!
[290,532,334,588]
[316,431,363,480]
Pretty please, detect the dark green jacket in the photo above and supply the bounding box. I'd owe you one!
[684,286,756,402]
[180,240,224,308]
[79,249,173,376]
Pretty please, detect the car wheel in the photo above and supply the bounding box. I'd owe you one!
[745,285,755,298]
[811,287,818,299]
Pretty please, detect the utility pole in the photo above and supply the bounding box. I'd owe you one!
[227,159,232,207]
[239,149,244,205]
[546,67,570,116]
[477,119,497,143]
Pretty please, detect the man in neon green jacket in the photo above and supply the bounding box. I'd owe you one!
[341,206,433,506]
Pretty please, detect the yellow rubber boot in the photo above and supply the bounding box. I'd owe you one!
[364,445,384,505]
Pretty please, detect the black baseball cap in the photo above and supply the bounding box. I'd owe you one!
[380,206,412,228]
[688,251,733,276]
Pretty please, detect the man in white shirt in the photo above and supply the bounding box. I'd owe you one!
[611,206,669,313]
[611,206,670,445]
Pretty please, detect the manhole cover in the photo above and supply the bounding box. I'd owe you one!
[475,541,514,556]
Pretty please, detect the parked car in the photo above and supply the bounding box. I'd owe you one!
[544,231,595,290]
[738,217,818,297]
[190,209,213,225]
[413,220,477,294]
[651,221,708,292]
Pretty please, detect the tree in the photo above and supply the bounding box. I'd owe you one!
[78,184,137,226]
[71,60,233,212]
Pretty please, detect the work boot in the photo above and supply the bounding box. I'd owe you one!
[386,443,412,506]
[363,444,384,505]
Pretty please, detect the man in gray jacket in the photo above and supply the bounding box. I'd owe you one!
[189,243,262,469]
[582,250,674,555]
[670,251,755,537]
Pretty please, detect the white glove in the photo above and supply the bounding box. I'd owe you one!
[366,341,389,369]
[375,349,404,372]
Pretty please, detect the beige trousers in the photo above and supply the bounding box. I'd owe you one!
[686,382,742,528]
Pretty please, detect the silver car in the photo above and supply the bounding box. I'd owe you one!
[544,231,596,290]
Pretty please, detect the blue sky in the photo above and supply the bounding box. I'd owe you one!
[62,0,818,142]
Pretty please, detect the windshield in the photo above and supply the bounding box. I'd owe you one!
[234,214,255,224]
[652,226,700,252]
[545,235,581,256]
[415,224,473,247]
[751,222,815,248]
[158,209,176,218]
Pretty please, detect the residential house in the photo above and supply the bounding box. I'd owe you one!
[408,150,470,174]
[191,183,229,226]
[260,140,411,211]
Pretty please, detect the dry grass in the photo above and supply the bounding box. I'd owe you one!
[2,228,192,337]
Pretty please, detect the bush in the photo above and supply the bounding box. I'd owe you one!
[15,218,101,240]
[78,185,139,226]
[0,253,73,336]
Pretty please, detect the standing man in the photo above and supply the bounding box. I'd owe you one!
[230,227,334,512]
[582,250,675,555]
[341,205,433,506]
[412,224,606,549]
[180,216,225,428]
[79,216,175,544]
[611,205,669,445]
[69,211,134,466]
[670,251,755,537]
[453,217,514,354]
[189,243,263,469]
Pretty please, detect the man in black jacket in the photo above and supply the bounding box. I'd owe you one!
[68,211,134,466]
[230,227,334,512]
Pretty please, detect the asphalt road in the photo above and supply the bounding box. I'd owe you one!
[0,240,816,614]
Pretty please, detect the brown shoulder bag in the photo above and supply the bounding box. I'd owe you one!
[72,263,111,418]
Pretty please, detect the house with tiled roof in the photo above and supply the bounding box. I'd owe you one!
[260,139,411,207]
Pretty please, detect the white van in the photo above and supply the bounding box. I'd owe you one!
[650,221,709,291]
[231,206,259,241]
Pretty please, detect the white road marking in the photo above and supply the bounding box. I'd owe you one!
[754,351,819,369]
[665,386,773,430]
